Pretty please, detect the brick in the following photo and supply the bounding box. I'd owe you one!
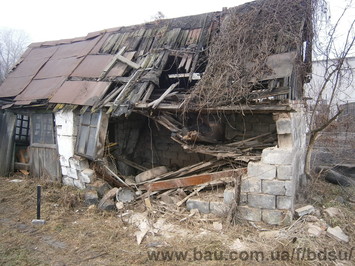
[60,156,70,167]
[241,178,261,193]
[277,196,293,209]
[277,165,292,180]
[262,209,293,225]
[262,180,291,196]
[248,194,276,209]
[247,162,276,180]
[261,147,293,165]
[84,191,99,205]
[238,206,261,222]
[56,135,75,159]
[61,166,69,176]
[276,118,292,134]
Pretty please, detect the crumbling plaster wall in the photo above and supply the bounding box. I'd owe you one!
[55,110,95,189]
[238,105,307,225]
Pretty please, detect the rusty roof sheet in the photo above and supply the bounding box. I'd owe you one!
[35,57,82,79]
[71,54,114,78]
[14,77,66,101]
[51,37,100,59]
[49,80,110,106]
[0,76,34,97]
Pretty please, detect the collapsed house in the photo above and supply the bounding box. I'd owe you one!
[0,0,313,225]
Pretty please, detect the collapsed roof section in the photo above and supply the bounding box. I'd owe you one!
[0,0,313,114]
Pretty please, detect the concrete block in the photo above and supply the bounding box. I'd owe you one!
[186,199,210,214]
[223,187,236,205]
[247,162,276,180]
[239,193,248,205]
[278,134,293,149]
[60,156,70,167]
[277,165,292,180]
[248,194,276,209]
[277,196,293,210]
[69,156,89,171]
[62,176,74,186]
[241,178,261,193]
[84,191,99,205]
[210,202,229,216]
[326,226,349,242]
[276,118,292,134]
[261,147,293,165]
[295,205,315,217]
[79,168,96,183]
[67,167,78,179]
[61,166,69,176]
[73,179,86,190]
[98,198,116,211]
[262,180,292,196]
[262,209,293,225]
[238,206,261,222]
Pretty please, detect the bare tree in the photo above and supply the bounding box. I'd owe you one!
[305,0,355,175]
[0,28,30,84]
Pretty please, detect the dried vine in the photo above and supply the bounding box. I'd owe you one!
[184,0,317,110]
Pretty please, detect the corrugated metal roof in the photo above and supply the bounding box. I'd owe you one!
[49,80,110,106]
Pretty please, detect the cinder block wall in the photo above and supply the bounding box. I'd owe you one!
[238,105,307,225]
[55,110,95,189]
[110,114,209,172]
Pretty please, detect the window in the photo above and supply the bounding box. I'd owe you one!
[75,110,108,160]
[15,115,30,143]
[31,113,56,145]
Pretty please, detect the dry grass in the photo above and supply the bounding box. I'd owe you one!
[0,174,354,265]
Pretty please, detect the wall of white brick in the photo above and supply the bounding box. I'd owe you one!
[55,110,95,189]
[238,104,307,225]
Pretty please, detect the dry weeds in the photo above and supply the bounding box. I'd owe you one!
[0,174,354,265]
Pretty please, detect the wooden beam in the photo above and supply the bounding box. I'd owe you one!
[168,73,201,80]
[99,47,126,80]
[145,168,246,191]
[116,54,141,69]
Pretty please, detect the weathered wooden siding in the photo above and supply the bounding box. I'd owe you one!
[30,145,61,181]
[0,111,16,176]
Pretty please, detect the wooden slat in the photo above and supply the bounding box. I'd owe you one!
[145,169,246,191]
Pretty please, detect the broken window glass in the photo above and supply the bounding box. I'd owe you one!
[75,110,108,160]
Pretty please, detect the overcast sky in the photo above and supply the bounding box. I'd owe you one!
[0,0,353,45]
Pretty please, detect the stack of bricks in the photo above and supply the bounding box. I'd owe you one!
[55,110,96,189]
[238,106,307,225]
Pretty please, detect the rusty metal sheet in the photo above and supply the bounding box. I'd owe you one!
[51,37,99,59]
[35,57,82,79]
[14,77,66,101]
[49,80,110,106]
[25,46,58,60]
[0,75,34,97]
[71,54,114,78]
[9,57,49,78]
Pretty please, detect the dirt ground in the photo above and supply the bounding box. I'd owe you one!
[0,174,354,265]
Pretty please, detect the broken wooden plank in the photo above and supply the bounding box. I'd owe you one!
[145,169,246,191]
[117,155,148,172]
[147,82,179,109]
[168,73,201,80]
[176,184,207,207]
[99,47,126,80]
[116,54,141,69]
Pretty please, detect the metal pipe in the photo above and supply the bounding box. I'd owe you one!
[36,185,41,220]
